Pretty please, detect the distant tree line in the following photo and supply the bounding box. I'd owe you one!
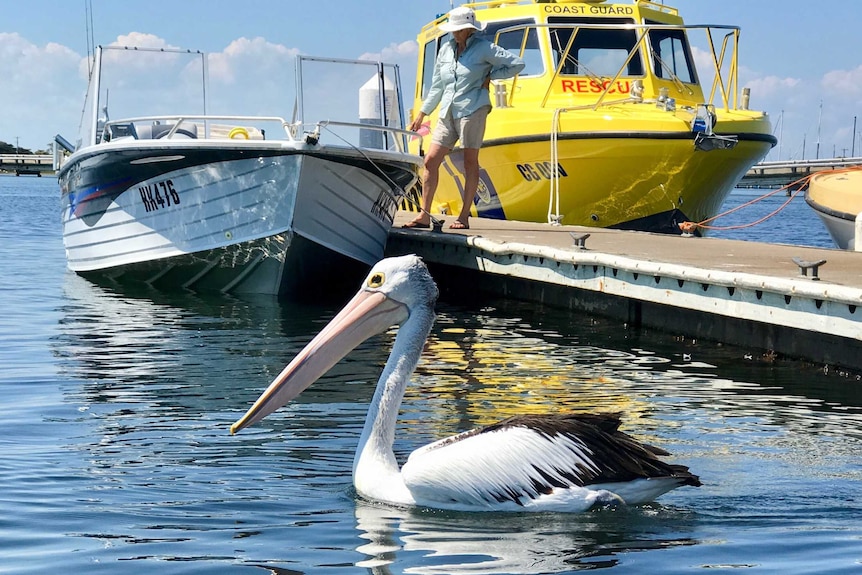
[0,141,44,154]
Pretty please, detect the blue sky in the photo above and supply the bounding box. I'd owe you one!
[2,0,861,161]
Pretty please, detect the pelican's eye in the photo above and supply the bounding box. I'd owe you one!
[367,272,385,288]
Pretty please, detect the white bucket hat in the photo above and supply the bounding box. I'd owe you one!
[438,6,487,32]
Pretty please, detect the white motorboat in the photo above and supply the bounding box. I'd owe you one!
[57,47,422,296]
[805,167,862,250]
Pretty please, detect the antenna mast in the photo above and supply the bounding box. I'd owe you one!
[84,0,96,78]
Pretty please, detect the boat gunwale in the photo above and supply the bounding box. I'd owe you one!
[57,138,423,182]
[804,191,858,223]
[479,131,778,148]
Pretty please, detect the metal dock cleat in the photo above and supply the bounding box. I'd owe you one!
[570,232,590,250]
[792,257,827,280]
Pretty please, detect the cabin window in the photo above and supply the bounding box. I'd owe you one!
[480,19,543,77]
[547,17,643,77]
[647,24,697,84]
[420,39,439,102]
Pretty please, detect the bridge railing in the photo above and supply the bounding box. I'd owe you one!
[740,156,862,188]
[751,156,862,170]
[0,154,54,165]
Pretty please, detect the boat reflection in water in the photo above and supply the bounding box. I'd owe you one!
[400,316,657,434]
[55,271,862,448]
[53,274,340,413]
[354,500,696,574]
[55,271,862,444]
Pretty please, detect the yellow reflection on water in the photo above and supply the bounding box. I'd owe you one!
[399,319,654,439]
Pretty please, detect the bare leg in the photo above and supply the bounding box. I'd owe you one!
[454,147,480,227]
[407,143,449,226]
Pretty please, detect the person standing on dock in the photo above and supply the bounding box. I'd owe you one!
[404,6,524,230]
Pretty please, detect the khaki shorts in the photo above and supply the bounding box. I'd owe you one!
[431,105,491,150]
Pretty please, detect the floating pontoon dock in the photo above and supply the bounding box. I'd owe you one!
[388,212,862,371]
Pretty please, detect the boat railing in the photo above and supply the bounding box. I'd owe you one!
[98,114,417,154]
[294,55,412,153]
[494,22,742,113]
[100,115,291,142]
[78,46,416,155]
[294,120,421,155]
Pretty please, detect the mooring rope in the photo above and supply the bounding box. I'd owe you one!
[678,164,862,235]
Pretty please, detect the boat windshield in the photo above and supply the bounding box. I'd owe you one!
[547,17,643,77]
[646,21,697,84]
[478,19,543,76]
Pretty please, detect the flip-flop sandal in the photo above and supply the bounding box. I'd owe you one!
[449,220,469,230]
[402,220,431,229]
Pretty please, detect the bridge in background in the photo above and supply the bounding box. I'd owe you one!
[0,154,55,176]
[741,156,862,188]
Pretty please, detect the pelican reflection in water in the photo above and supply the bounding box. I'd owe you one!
[231,255,700,512]
[353,501,698,574]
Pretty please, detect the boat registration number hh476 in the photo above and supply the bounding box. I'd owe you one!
[139,179,181,212]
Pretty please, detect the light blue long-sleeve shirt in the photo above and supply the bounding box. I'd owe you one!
[420,34,525,119]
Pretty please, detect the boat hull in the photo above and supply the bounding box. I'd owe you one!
[59,144,419,295]
[76,234,370,299]
[421,133,774,233]
[805,169,862,250]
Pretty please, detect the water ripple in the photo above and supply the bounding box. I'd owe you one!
[2,177,861,573]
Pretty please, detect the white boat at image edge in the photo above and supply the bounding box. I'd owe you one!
[56,46,422,297]
[805,166,862,251]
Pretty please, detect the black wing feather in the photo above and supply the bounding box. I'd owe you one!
[481,412,701,487]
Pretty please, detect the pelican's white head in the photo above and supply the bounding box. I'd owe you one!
[363,254,438,312]
[231,255,438,434]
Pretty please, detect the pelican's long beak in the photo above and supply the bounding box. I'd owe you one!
[231,289,408,434]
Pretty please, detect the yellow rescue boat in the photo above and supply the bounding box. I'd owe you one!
[407,0,777,234]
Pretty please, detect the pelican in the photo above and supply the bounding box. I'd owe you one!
[231,254,700,512]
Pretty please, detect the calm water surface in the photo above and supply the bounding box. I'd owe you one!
[1,175,859,574]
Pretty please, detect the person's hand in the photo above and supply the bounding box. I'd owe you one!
[409,113,426,132]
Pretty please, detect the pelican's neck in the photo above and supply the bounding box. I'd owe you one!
[352,305,434,500]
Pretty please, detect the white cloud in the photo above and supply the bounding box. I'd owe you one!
[0,32,81,87]
[744,75,801,98]
[359,40,418,63]
[208,37,299,86]
[1,29,420,150]
[93,33,187,84]
[201,38,301,118]
[109,32,179,51]
[823,65,862,87]
[0,32,84,150]
[822,65,862,101]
